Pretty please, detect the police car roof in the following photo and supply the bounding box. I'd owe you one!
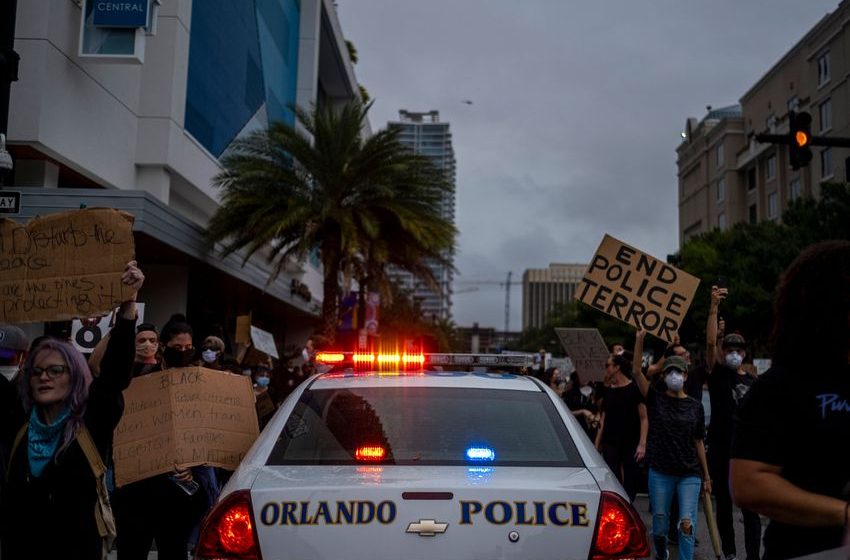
[311,370,543,392]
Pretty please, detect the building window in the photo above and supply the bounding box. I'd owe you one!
[819,98,832,132]
[821,148,833,179]
[718,212,726,231]
[767,191,778,219]
[817,50,831,86]
[717,178,726,202]
[787,96,799,111]
[715,144,724,168]
[749,204,758,224]
[766,154,777,181]
[789,178,801,201]
[766,114,777,133]
[747,167,756,191]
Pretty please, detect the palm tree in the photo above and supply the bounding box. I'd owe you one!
[206,100,456,342]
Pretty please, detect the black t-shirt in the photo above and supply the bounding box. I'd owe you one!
[708,363,756,451]
[646,388,705,476]
[732,364,850,559]
[600,382,644,446]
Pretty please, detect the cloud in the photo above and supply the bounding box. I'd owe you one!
[337,0,840,328]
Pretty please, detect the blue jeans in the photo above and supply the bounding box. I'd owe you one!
[648,468,702,560]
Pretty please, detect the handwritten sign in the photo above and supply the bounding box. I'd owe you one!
[113,367,259,486]
[577,234,700,343]
[554,328,609,382]
[0,208,135,324]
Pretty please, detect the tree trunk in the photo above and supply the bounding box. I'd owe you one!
[320,257,341,344]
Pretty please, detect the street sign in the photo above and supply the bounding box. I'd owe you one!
[0,191,21,214]
[92,0,150,28]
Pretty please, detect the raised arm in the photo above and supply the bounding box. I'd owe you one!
[706,286,727,368]
[97,261,144,392]
[632,329,650,398]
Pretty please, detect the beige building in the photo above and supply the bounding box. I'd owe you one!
[677,1,850,245]
[522,263,587,330]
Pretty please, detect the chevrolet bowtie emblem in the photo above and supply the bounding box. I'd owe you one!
[406,519,449,536]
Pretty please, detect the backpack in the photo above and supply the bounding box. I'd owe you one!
[9,423,117,559]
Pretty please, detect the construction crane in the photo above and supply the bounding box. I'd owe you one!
[453,272,518,332]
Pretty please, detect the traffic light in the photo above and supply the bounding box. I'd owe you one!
[788,111,813,170]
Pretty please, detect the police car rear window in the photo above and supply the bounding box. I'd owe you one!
[266,387,583,466]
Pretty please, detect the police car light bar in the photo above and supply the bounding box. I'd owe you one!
[316,351,538,369]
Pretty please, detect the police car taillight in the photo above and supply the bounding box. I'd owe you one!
[590,491,650,560]
[195,490,261,560]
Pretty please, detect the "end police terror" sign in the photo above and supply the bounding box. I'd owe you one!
[92,0,149,28]
[577,234,700,343]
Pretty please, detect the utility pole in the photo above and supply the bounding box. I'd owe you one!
[0,0,20,186]
[504,271,512,335]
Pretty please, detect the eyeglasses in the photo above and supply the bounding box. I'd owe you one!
[26,365,70,378]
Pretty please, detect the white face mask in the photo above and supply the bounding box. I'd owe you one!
[201,349,219,364]
[0,365,19,382]
[579,385,593,398]
[664,371,685,392]
[725,352,744,369]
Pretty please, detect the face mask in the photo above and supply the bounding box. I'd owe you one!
[615,350,625,356]
[665,371,685,392]
[0,365,19,382]
[255,376,270,388]
[580,385,593,398]
[163,347,195,368]
[201,349,219,364]
[135,341,157,359]
[725,352,744,369]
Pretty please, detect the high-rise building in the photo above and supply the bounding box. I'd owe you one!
[677,1,850,245]
[387,110,456,322]
[5,0,361,346]
[522,263,587,330]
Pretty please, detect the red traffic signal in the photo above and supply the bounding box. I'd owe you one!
[789,111,812,170]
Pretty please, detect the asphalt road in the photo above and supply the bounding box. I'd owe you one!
[632,493,764,560]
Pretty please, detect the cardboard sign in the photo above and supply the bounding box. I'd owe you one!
[577,235,700,343]
[235,314,251,344]
[555,328,609,382]
[113,367,259,486]
[0,208,135,324]
[250,325,279,359]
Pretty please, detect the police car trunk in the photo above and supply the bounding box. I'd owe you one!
[195,367,648,560]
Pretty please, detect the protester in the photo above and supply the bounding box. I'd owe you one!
[133,323,160,376]
[114,314,219,560]
[301,337,316,375]
[564,371,600,440]
[731,240,850,559]
[633,330,711,560]
[543,367,568,398]
[160,315,197,368]
[706,286,761,560]
[199,335,225,369]
[0,261,142,560]
[595,352,647,502]
[0,325,29,499]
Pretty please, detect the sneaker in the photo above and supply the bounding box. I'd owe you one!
[725,554,737,560]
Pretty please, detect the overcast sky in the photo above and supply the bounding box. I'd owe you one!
[336,0,839,331]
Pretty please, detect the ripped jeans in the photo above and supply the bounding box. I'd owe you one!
[648,468,702,560]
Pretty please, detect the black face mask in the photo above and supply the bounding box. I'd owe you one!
[163,347,195,368]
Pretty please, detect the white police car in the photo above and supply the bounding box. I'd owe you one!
[195,353,649,560]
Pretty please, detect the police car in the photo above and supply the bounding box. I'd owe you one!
[195,352,649,560]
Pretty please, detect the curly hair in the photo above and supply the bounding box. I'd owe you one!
[770,240,850,372]
[18,338,92,455]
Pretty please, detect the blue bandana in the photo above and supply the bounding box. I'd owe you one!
[27,407,70,477]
